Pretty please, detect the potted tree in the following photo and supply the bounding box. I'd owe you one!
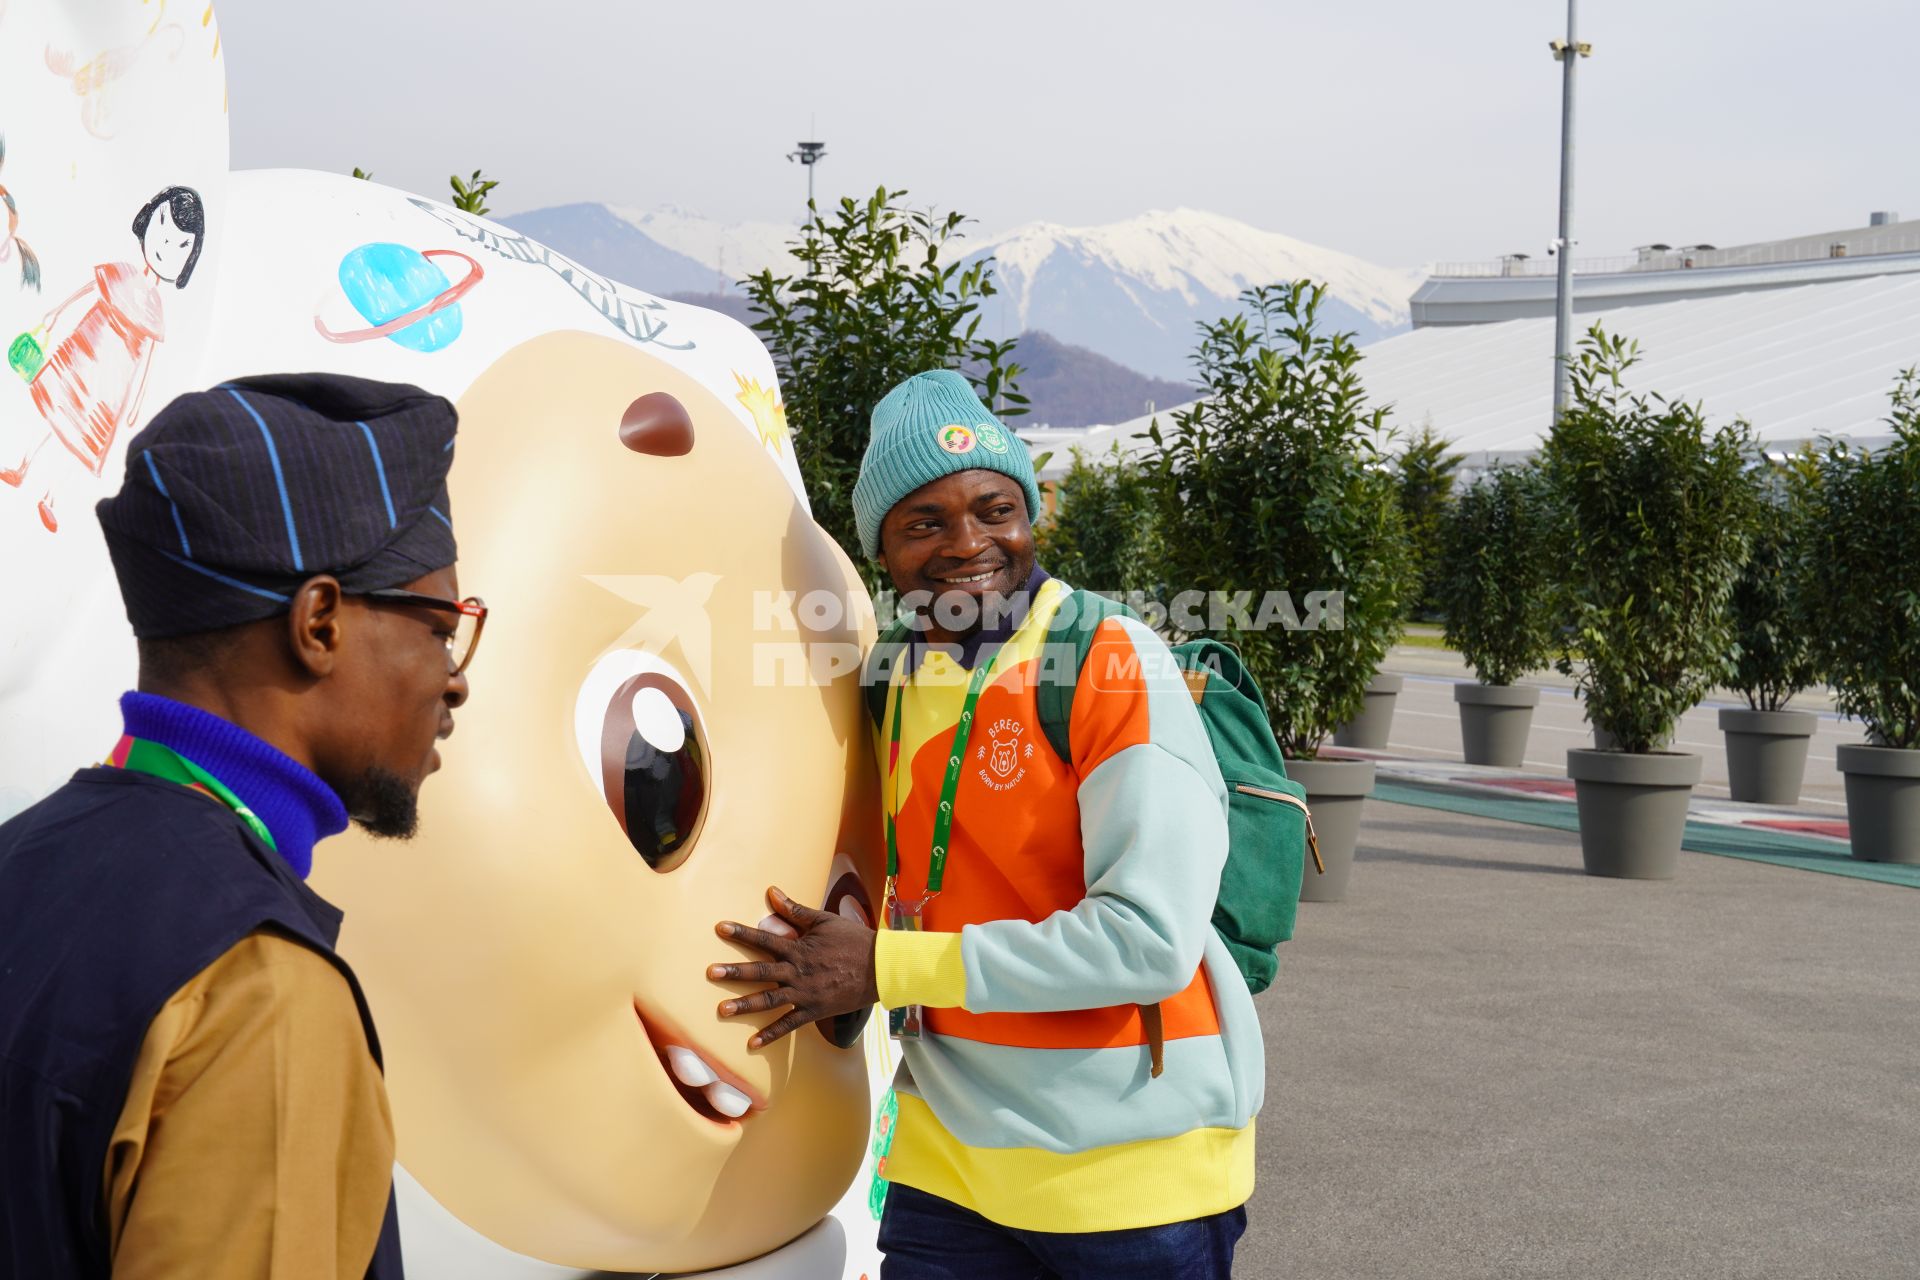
[1540,326,1756,879]
[1792,372,1920,863]
[1331,429,1462,749]
[1146,282,1416,902]
[1720,455,1823,805]
[1439,463,1557,767]
[1395,424,1464,622]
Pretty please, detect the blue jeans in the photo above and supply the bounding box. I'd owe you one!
[877,1183,1247,1280]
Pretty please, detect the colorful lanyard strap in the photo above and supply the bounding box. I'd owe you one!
[883,641,1002,906]
[107,734,279,854]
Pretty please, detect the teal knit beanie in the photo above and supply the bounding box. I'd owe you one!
[851,369,1042,558]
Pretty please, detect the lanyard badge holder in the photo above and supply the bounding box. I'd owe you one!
[883,651,998,1041]
[885,887,935,1040]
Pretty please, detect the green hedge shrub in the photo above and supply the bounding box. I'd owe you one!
[1145,281,1415,758]
[1439,463,1557,686]
[1540,326,1757,753]
[1789,372,1920,748]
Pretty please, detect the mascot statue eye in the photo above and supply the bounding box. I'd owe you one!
[574,652,710,871]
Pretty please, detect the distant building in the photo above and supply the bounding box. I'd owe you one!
[1027,212,1920,481]
[1411,211,1920,328]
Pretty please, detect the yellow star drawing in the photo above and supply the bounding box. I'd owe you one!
[733,373,789,456]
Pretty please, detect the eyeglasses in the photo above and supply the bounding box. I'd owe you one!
[361,589,488,674]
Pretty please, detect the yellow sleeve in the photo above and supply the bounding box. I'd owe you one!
[875,928,969,1010]
[105,932,395,1280]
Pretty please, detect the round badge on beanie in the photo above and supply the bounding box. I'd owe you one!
[851,370,1041,558]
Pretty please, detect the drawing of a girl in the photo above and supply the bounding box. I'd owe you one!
[1,185,203,531]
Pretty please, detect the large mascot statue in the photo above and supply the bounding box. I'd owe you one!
[0,3,888,1276]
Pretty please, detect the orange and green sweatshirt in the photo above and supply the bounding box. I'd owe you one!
[869,571,1262,1233]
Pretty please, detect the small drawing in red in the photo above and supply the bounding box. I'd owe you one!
[2,186,202,533]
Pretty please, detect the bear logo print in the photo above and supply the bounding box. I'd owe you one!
[976,717,1034,792]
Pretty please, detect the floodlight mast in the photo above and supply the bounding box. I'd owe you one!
[1550,2,1592,421]
[788,140,827,226]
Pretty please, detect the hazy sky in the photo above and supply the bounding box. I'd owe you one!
[222,0,1918,269]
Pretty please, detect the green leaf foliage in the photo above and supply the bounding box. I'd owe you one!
[1144,281,1417,758]
[1788,371,1920,747]
[1439,463,1557,686]
[742,187,1024,588]
[350,166,374,181]
[1390,424,1462,620]
[1034,445,1161,597]
[1727,452,1822,711]
[1540,325,1759,753]
[449,170,499,216]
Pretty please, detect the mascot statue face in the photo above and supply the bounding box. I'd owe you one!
[312,332,882,1273]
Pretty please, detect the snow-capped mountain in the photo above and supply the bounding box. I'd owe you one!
[499,202,1421,381]
[498,203,725,297]
[959,209,1423,381]
[606,203,804,283]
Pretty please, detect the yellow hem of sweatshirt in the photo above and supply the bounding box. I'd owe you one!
[875,928,967,1010]
[883,1093,1255,1233]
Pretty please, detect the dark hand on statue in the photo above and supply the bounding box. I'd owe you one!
[711,887,880,1049]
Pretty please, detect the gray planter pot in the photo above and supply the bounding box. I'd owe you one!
[1566,749,1703,880]
[1719,707,1818,805]
[1331,673,1404,750]
[1835,744,1920,864]
[1454,682,1539,767]
[1285,756,1376,903]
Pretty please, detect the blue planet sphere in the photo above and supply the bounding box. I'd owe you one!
[337,242,464,353]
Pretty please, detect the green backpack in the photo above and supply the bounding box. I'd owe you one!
[863,587,1321,998]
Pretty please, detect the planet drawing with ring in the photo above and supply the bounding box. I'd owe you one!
[314,243,483,353]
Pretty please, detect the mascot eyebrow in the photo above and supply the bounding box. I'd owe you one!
[621,392,695,457]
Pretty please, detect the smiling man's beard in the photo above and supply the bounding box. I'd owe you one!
[341,766,421,840]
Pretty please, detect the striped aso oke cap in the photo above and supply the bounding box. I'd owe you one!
[96,373,458,638]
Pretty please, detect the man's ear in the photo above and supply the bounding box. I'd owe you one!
[285,575,346,679]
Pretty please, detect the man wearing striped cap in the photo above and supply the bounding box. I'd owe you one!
[0,373,483,1278]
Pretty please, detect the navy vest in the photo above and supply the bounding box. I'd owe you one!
[0,768,404,1278]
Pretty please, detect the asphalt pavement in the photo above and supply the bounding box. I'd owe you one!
[1237,798,1920,1280]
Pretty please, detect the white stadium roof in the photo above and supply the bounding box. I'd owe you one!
[1031,272,1920,479]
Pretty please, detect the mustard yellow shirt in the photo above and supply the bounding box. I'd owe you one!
[104,931,395,1279]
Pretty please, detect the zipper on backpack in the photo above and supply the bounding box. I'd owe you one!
[1232,784,1326,876]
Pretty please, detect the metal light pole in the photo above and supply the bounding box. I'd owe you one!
[787,139,827,227]
[1550,4,1592,420]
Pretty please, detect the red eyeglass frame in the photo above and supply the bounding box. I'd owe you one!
[360,588,489,674]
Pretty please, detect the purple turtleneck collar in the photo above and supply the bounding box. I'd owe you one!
[902,564,1053,674]
[119,691,349,880]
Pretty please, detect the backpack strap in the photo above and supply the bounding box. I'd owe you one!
[862,617,914,729]
[1034,589,1138,766]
